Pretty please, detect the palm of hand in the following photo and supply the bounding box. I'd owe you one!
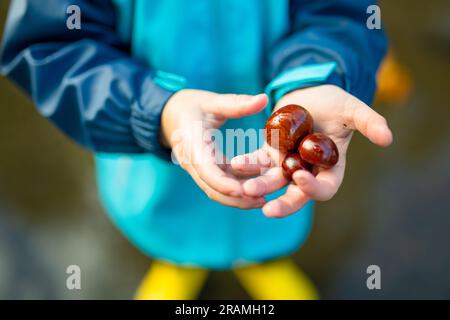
[162,89,270,209]
[231,85,393,218]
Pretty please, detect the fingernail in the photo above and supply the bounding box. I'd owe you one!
[231,156,244,166]
[295,175,306,185]
[262,203,277,217]
[292,172,301,181]
[258,198,267,206]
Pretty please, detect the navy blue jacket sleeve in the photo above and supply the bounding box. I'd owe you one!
[266,0,388,104]
[0,0,176,155]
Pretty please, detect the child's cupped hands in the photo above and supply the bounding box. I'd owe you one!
[161,89,269,209]
[231,85,394,218]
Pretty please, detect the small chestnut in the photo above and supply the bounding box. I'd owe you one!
[299,133,339,169]
[282,153,312,180]
[264,105,313,153]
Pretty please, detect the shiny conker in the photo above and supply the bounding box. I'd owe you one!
[299,133,339,169]
[282,153,312,180]
[264,104,313,153]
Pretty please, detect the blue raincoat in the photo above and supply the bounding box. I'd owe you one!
[0,0,387,269]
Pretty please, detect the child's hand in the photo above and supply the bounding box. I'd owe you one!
[161,89,269,209]
[231,85,393,218]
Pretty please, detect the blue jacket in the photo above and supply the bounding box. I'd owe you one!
[0,0,387,269]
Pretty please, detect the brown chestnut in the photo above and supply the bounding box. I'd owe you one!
[264,105,313,153]
[282,153,312,180]
[299,133,339,169]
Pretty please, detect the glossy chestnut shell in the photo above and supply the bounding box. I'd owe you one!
[264,105,313,153]
[282,153,312,180]
[299,133,339,169]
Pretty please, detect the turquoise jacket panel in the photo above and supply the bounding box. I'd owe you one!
[100,0,315,268]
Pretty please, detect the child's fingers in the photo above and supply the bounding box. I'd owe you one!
[230,149,272,175]
[292,142,347,201]
[292,167,343,202]
[346,95,393,147]
[262,184,310,218]
[201,93,268,119]
[231,144,284,175]
[242,167,288,197]
[188,165,266,209]
[194,162,244,196]
[192,143,244,196]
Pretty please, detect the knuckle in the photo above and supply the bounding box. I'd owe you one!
[237,203,252,210]
[204,190,214,200]
[179,161,188,171]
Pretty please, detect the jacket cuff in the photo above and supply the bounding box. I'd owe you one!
[130,70,186,159]
[264,62,343,117]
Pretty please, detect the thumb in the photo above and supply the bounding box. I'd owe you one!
[201,93,268,119]
[346,95,394,147]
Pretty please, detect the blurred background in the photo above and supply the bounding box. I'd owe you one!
[1,0,449,299]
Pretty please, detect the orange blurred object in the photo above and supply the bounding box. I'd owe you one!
[376,52,413,105]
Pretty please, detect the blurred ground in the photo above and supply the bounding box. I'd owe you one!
[0,0,449,299]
